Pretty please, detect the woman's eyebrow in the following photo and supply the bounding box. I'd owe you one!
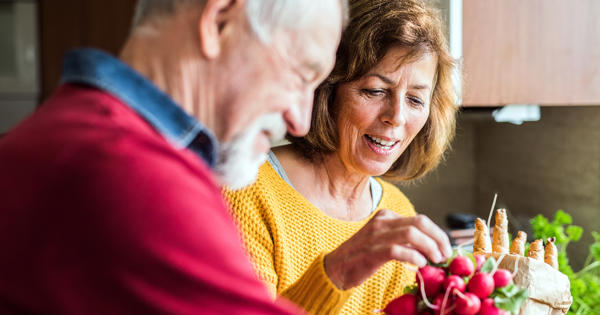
[410,84,431,90]
[366,73,431,91]
[366,73,394,84]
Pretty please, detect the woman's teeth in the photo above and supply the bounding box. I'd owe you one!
[365,135,396,149]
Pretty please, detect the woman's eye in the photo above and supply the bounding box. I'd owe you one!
[408,96,425,107]
[362,89,385,97]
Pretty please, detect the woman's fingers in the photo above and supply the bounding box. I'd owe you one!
[324,210,452,290]
[409,214,453,259]
[380,213,452,260]
[386,244,428,267]
[386,225,445,263]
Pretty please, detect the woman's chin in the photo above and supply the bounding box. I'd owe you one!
[358,161,394,177]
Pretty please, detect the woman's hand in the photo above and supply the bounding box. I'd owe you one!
[324,209,452,290]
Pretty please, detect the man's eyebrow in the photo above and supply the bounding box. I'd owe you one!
[366,73,394,84]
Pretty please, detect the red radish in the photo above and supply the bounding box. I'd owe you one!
[449,255,474,277]
[467,272,495,298]
[493,269,513,288]
[432,294,453,315]
[420,310,434,315]
[479,298,508,315]
[454,292,481,315]
[443,275,466,293]
[474,255,486,271]
[418,265,446,297]
[384,293,418,315]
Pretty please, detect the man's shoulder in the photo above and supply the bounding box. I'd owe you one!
[1,83,219,202]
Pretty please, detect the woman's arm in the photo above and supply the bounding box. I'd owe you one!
[324,209,452,290]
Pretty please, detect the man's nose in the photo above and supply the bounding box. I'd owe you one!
[283,92,313,137]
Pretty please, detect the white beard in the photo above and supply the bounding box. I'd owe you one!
[215,113,286,190]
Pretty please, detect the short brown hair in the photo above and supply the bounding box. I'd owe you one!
[287,0,458,181]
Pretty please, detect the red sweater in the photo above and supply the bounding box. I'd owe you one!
[0,84,301,314]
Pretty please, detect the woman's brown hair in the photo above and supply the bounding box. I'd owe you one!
[287,0,458,181]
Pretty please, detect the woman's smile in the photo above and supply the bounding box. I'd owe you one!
[363,134,400,156]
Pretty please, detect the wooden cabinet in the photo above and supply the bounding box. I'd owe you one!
[39,0,137,100]
[461,0,600,107]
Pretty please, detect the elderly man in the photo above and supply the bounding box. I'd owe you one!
[0,0,344,313]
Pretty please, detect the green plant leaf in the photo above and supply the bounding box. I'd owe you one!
[554,227,569,246]
[492,283,529,314]
[558,252,573,276]
[403,283,417,294]
[567,225,584,242]
[480,257,496,274]
[496,283,521,296]
[591,243,600,262]
[554,210,572,225]
[530,215,549,238]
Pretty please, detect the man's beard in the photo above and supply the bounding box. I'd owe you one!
[215,113,286,190]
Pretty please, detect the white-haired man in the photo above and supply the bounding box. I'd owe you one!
[0,0,345,313]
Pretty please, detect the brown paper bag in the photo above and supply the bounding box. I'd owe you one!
[489,253,572,315]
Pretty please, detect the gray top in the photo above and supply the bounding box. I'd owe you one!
[267,151,383,211]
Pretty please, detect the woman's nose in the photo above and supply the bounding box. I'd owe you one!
[382,96,407,126]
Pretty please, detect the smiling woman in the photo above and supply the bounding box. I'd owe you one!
[224,0,458,314]
[333,47,438,177]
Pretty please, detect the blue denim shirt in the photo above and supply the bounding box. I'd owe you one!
[60,48,218,168]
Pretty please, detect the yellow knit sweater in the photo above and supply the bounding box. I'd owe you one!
[224,162,417,315]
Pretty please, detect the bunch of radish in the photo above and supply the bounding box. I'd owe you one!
[381,253,527,315]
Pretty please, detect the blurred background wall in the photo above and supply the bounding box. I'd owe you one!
[402,106,600,269]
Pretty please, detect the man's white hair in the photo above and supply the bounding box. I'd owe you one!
[132,0,348,43]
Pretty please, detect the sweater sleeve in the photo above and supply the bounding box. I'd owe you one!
[280,253,354,315]
[224,165,354,314]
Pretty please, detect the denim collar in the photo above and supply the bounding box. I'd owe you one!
[61,48,218,168]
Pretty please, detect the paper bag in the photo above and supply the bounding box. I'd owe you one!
[490,253,572,315]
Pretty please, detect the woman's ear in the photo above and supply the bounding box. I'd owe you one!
[198,0,243,59]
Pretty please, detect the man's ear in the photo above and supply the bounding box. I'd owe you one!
[198,0,244,59]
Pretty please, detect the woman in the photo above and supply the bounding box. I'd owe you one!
[224,0,458,313]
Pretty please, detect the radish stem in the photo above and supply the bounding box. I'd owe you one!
[415,269,437,309]
[491,253,507,275]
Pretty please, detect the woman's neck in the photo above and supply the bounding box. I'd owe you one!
[274,145,373,221]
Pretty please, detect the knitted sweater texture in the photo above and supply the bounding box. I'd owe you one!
[224,162,417,314]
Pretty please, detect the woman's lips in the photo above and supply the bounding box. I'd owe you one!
[363,134,399,155]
